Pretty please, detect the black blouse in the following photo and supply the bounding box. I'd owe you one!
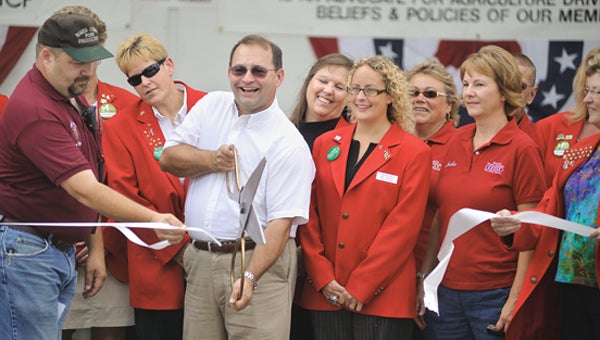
[345,139,377,192]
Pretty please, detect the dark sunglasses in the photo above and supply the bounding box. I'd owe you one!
[230,65,276,79]
[410,89,448,99]
[127,58,166,86]
[83,105,98,135]
[82,105,105,180]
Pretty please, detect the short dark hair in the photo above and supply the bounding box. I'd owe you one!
[228,34,282,70]
[512,52,537,85]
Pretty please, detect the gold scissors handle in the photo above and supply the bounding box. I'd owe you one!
[227,146,245,300]
[230,233,246,300]
[226,147,241,194]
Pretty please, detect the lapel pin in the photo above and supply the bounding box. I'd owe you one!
[327,146,340,161]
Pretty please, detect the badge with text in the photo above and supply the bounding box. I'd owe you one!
[327,146,340,161]
[553,140,570,157]
[99,103,117,119]
[99,93,117,119]
[375,171,398,185]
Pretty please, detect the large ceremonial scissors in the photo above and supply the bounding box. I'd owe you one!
[226,147,266,300]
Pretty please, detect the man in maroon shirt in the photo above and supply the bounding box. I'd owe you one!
[0,12,184,340]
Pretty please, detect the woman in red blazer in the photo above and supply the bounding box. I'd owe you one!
[289,53,353,340]
[297,55,431,340]
[102,33,206,340]
[492,46,600,340]
[536,46,600,186]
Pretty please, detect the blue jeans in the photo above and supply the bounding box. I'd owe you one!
[424,285,510,340]
[0,225,77,340]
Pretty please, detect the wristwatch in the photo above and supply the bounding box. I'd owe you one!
[244,271,259,290]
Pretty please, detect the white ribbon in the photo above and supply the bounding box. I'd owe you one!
[424,208,592,315]
[1,222,221,250]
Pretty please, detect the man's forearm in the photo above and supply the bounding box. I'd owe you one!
[246,218,293,280]
[160,144,218,177]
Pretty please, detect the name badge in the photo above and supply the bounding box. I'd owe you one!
[376,171,398,185]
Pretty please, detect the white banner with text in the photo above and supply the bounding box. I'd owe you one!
[219,0,598,40]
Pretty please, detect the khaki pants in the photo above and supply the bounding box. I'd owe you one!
[63,268,134,329]
[183,239,297,340]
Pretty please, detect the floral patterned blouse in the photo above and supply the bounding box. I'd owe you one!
[556,147,600,288]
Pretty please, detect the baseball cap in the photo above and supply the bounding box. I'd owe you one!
[38,12,113,63]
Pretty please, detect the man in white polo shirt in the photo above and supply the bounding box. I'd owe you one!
[160,34,315,339]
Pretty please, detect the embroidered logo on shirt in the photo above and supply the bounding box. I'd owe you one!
[432,160,442,172]
[70,121,82,147]
[484,161,505,175]
[445,160,457,168]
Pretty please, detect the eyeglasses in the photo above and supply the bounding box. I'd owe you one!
[230,65,276,79]
[584,88,600,98]
[347,86,387,97]
[409,89,448,99]
[127,58,166,86]
[521,83,535,91]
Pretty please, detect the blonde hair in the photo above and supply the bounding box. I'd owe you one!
[406,58,460,125]
[115,32,168,75]
[570,46,600,122]
[460,45,524,116]
[348,56,415,133]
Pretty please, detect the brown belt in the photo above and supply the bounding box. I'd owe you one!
[3,217,74,252]
[192,238,256,253]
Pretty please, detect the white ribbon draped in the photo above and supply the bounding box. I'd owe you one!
[1,222,221,250]
[423,208,592,315]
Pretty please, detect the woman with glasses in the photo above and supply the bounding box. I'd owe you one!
[422,45,546,340]
[101,32,207,340]
[491,46,600,340]
[289,53,353,340]
[536,46,600,186]
[404,59,459,337]
[297,55,431,340]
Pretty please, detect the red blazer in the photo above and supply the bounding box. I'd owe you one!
[0,94,8,118]
[102,82,206,310]
[97,80,138,118]
[507,133,600,339]
[536,111,584,186]
[297,123,431,318]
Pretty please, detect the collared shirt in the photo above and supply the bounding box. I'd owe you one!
[437,120,546,290]
[165,91,315,241]
[152,83,188,142]
[517,112,539,144]
[0,66,98,241]
[414,121,456,268]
